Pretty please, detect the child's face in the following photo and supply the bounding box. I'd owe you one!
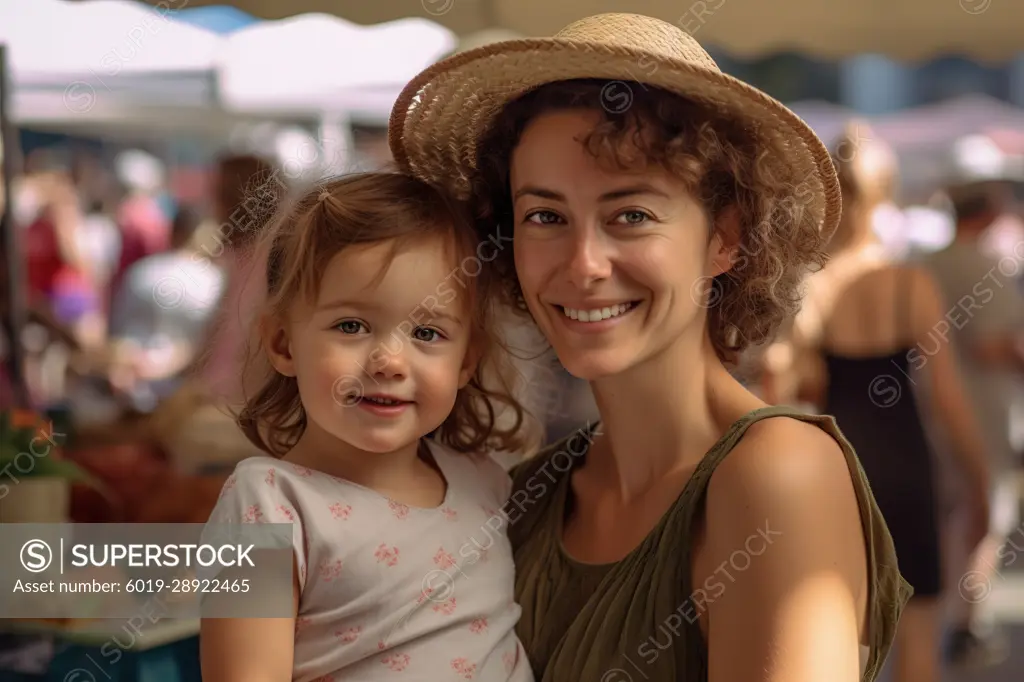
[271,234,476,454]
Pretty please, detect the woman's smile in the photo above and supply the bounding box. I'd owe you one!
[554,300,643,332]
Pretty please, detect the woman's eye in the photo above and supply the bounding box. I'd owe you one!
[614,210,652,225]
[524,210,563,225]
[413,327,443,343]
[336,320,365,334]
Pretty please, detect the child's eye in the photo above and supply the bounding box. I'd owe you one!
[336,320,365,334]
[524,210,563,226]
[412,327,444,343]
[613,209,653,226]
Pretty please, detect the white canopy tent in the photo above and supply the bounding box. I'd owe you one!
[213,12,456,173]
[1,0,219,80]
[214,13,457,122]
[0,0,229,134]
[150,0,1024,63]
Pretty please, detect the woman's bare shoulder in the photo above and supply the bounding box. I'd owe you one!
[698,416,868,681]
[708,416,851,501]
[702,415,865,568]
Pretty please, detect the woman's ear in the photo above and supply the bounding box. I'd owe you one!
[706,205,742,277]
[262,314,296,377]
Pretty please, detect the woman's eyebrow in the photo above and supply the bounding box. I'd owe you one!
[512,184,670,202]
[513,186,565,202]
[597,184,671,201]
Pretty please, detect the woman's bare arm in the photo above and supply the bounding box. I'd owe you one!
[702,417,865,682]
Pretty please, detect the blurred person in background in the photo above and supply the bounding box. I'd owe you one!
[108,149,171,306]
[921,137,1024,668]
[138,153,283,478]
[20,171,105,351]
[77,197,122,309]
[106,204,226,412]
[196,152,283,405]
[782,123,992,682]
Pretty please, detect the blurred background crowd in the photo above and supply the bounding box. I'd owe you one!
[0,1,1022,681]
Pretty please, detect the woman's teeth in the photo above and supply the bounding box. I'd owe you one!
[561,303,634,322]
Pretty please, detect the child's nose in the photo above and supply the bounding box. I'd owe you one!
[369,347,408,379]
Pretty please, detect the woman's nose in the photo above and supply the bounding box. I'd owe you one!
[565,228,613,289]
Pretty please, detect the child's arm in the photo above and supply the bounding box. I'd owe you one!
[199,468,309,681]
[200,558,300,682]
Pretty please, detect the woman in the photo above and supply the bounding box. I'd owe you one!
[21,172,104,350]
[784,125,992,682]
[389,13,910,682]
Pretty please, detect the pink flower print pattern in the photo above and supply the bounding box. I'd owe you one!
[329,503,351,520]
[265,468,276,487]
[469,618,487,634]
[335,626,362,643]
[375,543,400,567]
[433,547,456,569]
[503,649,517,673]
[416,586,435,605]
[452,658,477,679]
[276,504,295,522]
[290,464,313,477]
[242,505,263,524]
[318,558,343,582]
[432,596,457,615]
[441,506,458,521]
[388,499,409,520]
[295,616,312,633]
[381,653,410,672]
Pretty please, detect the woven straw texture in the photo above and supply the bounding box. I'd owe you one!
[389,12,841,240]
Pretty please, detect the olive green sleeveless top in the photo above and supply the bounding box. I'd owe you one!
[507,406,912,681]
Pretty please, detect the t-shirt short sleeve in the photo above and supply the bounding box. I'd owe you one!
[204,462,308,590]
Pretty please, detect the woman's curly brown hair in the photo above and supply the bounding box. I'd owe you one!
[236,172,531,457]
[471,79,831,364]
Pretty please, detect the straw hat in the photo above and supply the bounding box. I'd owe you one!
[388,12,841,240]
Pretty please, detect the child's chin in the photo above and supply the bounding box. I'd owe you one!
[342,432,421,455]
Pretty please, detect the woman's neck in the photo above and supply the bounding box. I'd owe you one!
[585,327,757,502]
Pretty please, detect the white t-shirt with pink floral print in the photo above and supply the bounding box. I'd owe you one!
[206,439,533,682]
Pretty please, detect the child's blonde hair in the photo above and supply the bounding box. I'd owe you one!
[236,172,530,458]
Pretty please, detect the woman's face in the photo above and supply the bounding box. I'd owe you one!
[510,109,727,380]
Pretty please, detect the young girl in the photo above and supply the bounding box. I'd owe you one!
[200,173,534,682]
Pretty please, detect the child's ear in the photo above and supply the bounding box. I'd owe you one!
[706,205,742,277]
[262,314,296,377]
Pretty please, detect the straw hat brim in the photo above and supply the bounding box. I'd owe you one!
[389,38,842,240]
